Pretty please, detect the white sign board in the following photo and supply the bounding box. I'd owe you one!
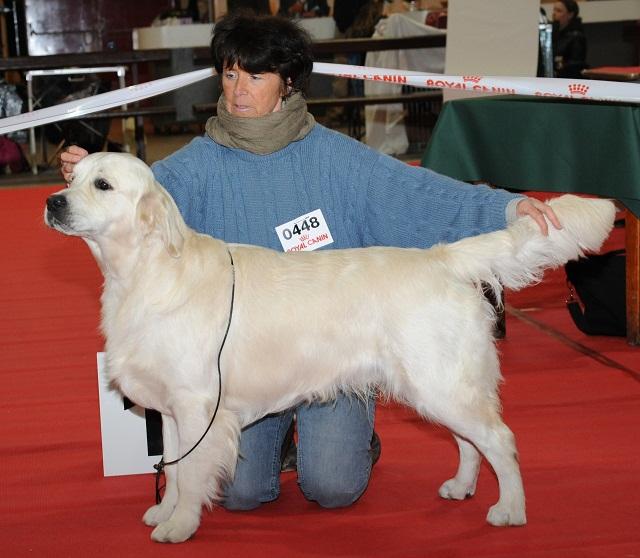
[96,352,160,476]
[444,0,540,101]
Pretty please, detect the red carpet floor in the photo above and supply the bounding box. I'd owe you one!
[1,186,638,557]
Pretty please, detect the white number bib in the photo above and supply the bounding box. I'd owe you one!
[275,208,334,252]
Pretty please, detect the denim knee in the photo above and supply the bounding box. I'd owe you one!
[299,465,371,508]
[221,412,292,511]
[295,394,375,508]
[222,482,273,511]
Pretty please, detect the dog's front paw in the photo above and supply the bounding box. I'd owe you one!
[150,512,199,543]
[143,503,175,527]
[486,503,527,527]
[438,478,476,500]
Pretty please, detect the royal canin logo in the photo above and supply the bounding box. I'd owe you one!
[463,76,483,83]
[568,83,589,96]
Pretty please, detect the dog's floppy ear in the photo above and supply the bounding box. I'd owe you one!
[136,187,185,258]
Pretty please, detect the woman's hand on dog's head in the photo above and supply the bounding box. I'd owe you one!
[59,145,89,184]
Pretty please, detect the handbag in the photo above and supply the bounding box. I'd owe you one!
[565,249,626,336]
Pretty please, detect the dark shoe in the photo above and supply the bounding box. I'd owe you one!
[280,421,297,473]
[370,430,381,466]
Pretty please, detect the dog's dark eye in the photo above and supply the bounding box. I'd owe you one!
[94,178,112,191]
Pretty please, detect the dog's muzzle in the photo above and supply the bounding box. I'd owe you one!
[45,194,70,228]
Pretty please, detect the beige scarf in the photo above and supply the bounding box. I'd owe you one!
[206,92,316,155]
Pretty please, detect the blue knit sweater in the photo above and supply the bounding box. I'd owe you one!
[151,124,522,251]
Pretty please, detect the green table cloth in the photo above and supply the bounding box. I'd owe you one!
[422,95,640,218]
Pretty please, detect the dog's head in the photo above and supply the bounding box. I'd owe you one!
[45,152,185,258]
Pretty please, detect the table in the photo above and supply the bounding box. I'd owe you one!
[582,66,640,82]
[422,95,640,345]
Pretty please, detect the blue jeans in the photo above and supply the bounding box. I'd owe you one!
[224,393,376,510]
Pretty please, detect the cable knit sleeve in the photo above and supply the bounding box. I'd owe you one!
[151,158,190,217]
[359,152,524,248]
[150,137,212,232]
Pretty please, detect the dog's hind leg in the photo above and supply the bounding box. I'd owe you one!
[447,415,526,527]
[143,414,179,527]
[150,402,241,543]
[476,421,526,527]
[404,381,525,526]
[438,434,481,500]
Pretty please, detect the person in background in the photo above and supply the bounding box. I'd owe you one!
[333,0,371,34]
[552,0,587,78]
[331,0,384,104]
[60,12,560,513]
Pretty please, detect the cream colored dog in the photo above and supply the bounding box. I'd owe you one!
[45,152,615,543]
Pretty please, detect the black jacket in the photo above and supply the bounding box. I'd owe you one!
[553,18,587,78]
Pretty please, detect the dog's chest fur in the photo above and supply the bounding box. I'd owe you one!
[99,258,227,415]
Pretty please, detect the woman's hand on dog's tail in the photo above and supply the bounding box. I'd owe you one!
[515,197,562,236]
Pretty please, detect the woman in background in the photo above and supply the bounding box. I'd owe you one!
[552,0,587,78]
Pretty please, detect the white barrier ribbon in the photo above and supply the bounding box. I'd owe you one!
[313,62,640,104]
[1,62,639,135]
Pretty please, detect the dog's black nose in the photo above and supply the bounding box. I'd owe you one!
[47,194,67,212]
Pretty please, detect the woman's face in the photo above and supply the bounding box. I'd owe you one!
[552,2,573,30]
[222,64,287,117]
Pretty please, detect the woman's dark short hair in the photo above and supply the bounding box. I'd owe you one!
[211,13,314,95]
[559,0,579,18]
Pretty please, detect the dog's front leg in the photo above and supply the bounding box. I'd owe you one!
[143,414,179,527]
[149,400,209,543]
[150,401,240,543]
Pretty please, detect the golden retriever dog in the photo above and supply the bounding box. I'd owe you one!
[45,152,615,543]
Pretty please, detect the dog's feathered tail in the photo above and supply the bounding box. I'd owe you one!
[440,195,617,296]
